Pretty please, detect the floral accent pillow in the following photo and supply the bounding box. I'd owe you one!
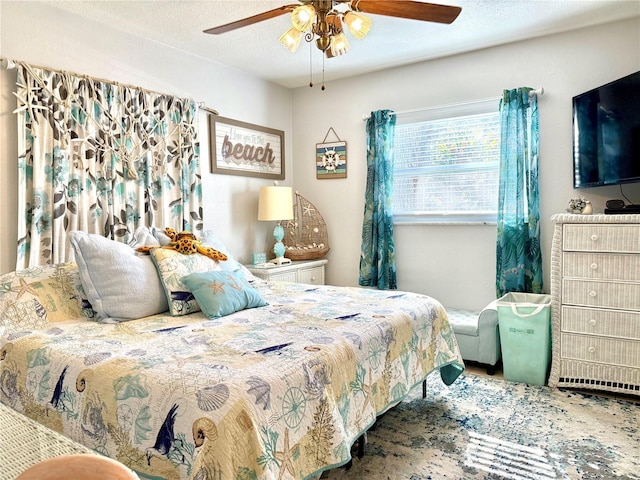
[182,270,267,319]
[150,248,222,316]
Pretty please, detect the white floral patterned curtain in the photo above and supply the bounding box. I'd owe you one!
[14,63,203,269]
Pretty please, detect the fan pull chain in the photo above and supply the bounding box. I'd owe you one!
[309,40,313,88]
[322,54,325,91]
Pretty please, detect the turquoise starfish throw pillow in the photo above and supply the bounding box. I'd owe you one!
[182,270,267,319]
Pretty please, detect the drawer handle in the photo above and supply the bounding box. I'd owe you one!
[589,319,597,327]
[590,234,598,242]
[311,276,316,281]
[588,290,597,298]
[588,346,596,354]
[590,263,598,270]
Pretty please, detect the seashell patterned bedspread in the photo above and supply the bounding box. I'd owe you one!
[0,263,464,480]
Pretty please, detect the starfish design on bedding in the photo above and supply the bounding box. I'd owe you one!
[360,368,374,415]
[207,280,225,295]
[13,278,37,299]
[275,427,295,480]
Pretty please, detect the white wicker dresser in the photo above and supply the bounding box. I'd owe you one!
[548,213,640,396]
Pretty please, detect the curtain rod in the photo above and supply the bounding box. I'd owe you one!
[1,57,218,115]
[361,88,544,121]
[197,103,219,116]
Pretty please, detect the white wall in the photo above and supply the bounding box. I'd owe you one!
[292,18,640,310]
[0,1,293,274]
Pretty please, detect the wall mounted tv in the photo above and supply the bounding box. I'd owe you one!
[573,70,640,188]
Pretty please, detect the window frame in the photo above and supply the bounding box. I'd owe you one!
[392,97,501,226]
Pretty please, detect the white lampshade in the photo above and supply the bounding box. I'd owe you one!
[258,186,294,221]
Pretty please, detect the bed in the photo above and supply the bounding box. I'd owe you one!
[0,231,464,480]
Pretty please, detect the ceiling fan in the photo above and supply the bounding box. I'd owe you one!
[204,1,462,58]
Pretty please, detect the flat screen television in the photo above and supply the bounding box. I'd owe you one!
[573,71,640,188]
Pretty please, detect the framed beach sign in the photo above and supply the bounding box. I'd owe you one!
[316,140,347,179]
[210,116,285,179]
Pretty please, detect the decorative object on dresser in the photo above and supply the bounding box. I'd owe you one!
[566,197,591,214]
[246,258,328,285]
[282,191,330,260]
[257,183,294,265]
[548,213,640,396]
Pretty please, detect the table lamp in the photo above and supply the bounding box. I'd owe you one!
[258,183,294,265]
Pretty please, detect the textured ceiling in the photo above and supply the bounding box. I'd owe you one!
[45,0,640,89]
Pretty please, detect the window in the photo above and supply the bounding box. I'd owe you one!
[393,99,500,224]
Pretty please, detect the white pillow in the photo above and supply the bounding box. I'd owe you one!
[128,226,161,249]
[69,231,168,322]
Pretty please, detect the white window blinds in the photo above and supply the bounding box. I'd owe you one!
[393,99,501,224]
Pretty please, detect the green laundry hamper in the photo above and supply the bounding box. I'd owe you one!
[497,293,552,386]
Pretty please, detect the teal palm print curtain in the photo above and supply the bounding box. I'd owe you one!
[359,109,397,290]
[496,88,543,296]
[15,63,202,269]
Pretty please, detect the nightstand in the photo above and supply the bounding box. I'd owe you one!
[246,259,327,285]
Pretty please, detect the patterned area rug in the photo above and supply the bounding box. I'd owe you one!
[324,372,639,480]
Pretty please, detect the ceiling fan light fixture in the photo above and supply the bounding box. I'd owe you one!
[279,27,302,53]
[291,4,316,31]
[330,32,350,57]
[343,11,371,39]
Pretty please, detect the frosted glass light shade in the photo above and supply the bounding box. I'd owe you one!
[258,186,294,222]
[330,32,350,57]
[280,27,302,53]
[344,11,371,39]
[291,4,315,31]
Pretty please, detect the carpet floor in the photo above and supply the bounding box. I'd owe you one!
[324,370,639,480]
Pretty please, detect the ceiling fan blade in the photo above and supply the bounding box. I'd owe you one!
[203,5,297,34]
[353,1,461,24]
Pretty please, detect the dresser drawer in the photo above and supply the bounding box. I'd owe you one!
[561,306,640,340]
[563,224,640,253]
[563,252,640,281]
[298,266,324,285]
[562,279,640,310]
[560,333,640,368]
